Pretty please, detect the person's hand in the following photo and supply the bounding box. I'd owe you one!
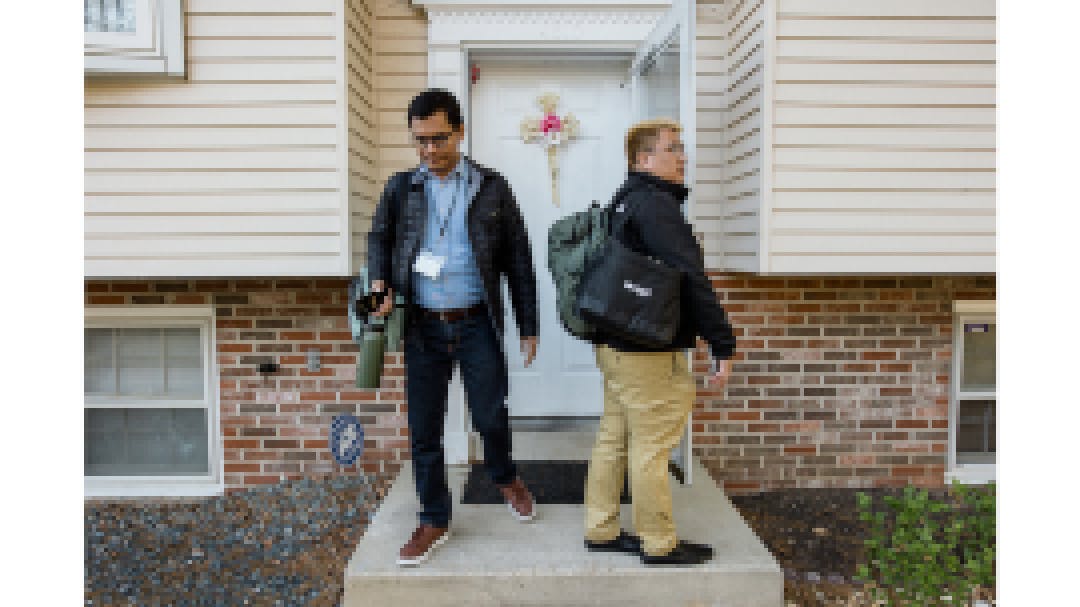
[705,359,730,389]
[520,336,538,367]
[370,280,394,317]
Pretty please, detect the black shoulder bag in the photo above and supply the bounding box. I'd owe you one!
[575,197,681,348]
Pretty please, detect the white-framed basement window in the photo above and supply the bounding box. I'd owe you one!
[84,0,185,77]
[84,307,221,497]
[947,300,996,484]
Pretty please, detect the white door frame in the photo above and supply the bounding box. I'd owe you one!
[414,1,669,465]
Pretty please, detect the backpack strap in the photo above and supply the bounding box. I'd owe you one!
[606,184,636,240]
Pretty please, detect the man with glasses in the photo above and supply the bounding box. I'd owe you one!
[367,89,539,566]
[582,119,735,566]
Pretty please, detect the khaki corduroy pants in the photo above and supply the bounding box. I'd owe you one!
[584,345,696,556]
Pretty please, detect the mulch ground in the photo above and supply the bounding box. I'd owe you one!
[731,488,873,606]
[729,487,996,607]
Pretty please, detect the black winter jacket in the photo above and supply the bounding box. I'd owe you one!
[596,171,736,360]
[366,157,538,338]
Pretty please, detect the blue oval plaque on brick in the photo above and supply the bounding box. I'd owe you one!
[329,414,364,466]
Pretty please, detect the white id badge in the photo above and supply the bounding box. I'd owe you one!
[414,250,446,279]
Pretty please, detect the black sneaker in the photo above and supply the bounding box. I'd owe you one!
[676,540,713,560]
[640,540,714,566]
[584,530,642,554]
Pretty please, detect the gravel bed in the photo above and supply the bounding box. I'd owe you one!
[85,472,394,607]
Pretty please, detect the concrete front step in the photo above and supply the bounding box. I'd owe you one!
[345,460,782,607]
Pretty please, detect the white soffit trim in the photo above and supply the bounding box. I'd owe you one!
[417,2,667,46]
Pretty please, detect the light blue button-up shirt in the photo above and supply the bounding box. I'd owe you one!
[412,156,486,310]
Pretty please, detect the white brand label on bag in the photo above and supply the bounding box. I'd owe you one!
[624,281,652,297]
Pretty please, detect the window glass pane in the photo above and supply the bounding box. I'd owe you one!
[84,328,116,395]
[85,0,136,33]
[86,326,205,399]
[85,407,124,434]
[85,408,128,474]
[164,328,203,398]
[961,322,996,392]
[117,328,164,396]
[85,408,209,476]
[956,399,996,465]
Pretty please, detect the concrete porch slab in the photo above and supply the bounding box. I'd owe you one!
[345,458,782,607]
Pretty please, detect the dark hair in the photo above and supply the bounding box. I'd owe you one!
[407,89,464,129]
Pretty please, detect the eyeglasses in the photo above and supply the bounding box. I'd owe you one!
[412,132,453,148]
[644,142,686,155]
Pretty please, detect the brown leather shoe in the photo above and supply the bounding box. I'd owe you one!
[397,523,450,566]
[497,477,536,522]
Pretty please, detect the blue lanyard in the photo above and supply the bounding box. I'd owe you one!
[431,173,467,241]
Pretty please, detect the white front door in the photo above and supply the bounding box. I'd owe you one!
[470,57,632,417]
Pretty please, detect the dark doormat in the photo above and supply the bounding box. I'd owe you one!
[461,460,630,505]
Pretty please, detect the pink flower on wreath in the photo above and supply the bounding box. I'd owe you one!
[540,113,562,134]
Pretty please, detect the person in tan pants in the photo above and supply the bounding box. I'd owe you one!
[583,119,734,565]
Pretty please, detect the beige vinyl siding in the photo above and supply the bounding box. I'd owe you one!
[84,0,354,277]
[322,0,425,276]
[768,0,996,273]
[697,0,768,271]
[374,0,427,186]
[347,0,378,274]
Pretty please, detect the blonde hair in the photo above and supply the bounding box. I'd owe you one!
[625,118,682,170]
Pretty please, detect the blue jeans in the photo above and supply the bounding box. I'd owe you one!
[405,312,516,527]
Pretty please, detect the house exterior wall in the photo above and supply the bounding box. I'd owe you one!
[82,0,998,496]
[347,0,380,274]
[697,0,996,274]
[86,279,409,491]
[84,0,996,278]
[696,0,766,271]
[767,0,995,274]
[85,272,993,494]
[373,0,429,185]
[84,0,360,278]
[691,273,995,493]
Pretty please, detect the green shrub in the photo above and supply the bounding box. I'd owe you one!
[854,483,995,606]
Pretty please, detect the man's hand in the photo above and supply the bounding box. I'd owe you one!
[370,280,394,317]
[520,336,538,367]
[705,359,730,389]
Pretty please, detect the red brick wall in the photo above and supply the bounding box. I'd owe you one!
[85,279,407,491]
[86,274,995,494]
[691,274,996,494]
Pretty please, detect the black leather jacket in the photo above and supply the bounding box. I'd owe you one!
[366,157,538,338]
[596,171,736,360]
